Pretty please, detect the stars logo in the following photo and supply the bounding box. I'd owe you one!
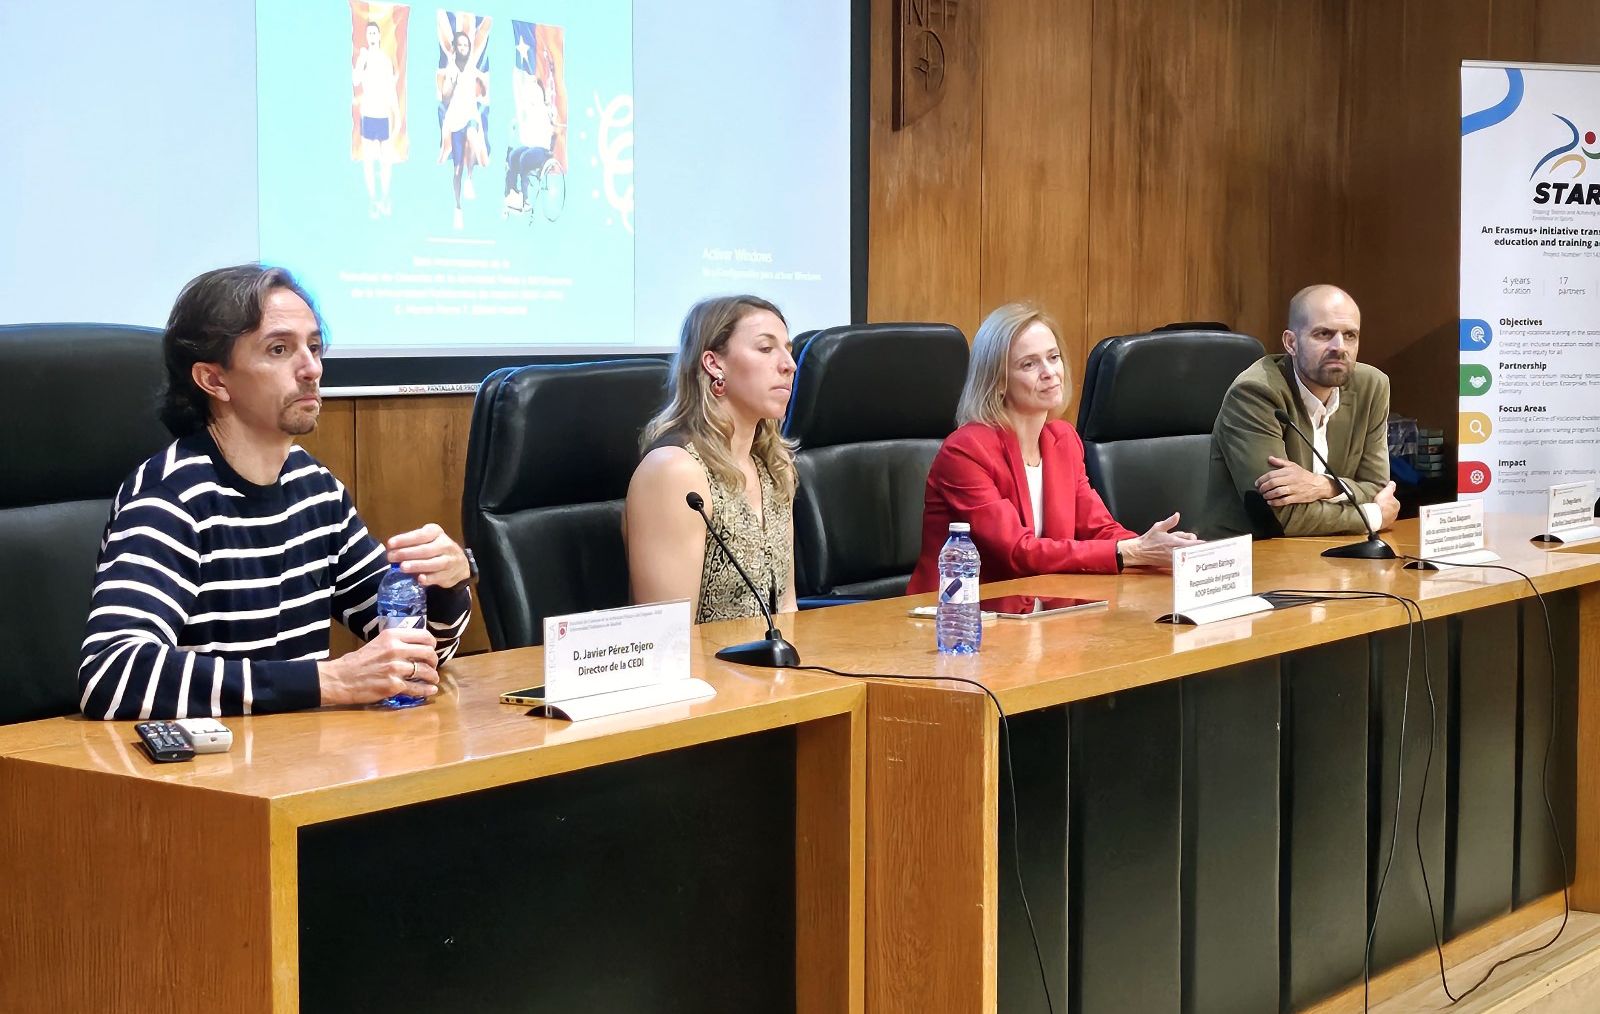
[1530,113,1600,180]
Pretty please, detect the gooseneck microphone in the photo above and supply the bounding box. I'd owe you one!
[1271,407,1397,560]
[685,492,801,667]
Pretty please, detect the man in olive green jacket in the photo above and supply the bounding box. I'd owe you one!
[1201,285,1400,539]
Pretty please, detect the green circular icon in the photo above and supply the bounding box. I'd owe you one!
[1459,364,1493,396]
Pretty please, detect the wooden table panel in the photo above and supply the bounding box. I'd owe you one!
[865,679,997,1013]
[0,764,274,1014]
[797,705,867,1014]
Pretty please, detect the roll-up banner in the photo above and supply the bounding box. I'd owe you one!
[1460,61,1600,511]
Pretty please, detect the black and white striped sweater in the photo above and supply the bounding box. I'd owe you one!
[79,431,471,720]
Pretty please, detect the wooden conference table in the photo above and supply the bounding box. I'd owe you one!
[3,515,1598,1013]
[0,642,866,1013]
[693,514,1595,1014]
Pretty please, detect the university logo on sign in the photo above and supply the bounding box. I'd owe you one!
[894,0,959,130]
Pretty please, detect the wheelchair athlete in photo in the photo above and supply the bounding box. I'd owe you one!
[502,145,566,223]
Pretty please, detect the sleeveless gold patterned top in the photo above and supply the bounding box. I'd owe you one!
[683,442,792,624]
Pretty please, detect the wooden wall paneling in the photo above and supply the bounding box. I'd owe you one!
[1085,0,1282,347]
[859,0,1600,442]
[868,0,983,335]
[354,394,488,655]
[1334,0,1582,436]
[1340,1,1427,416]
[299,397,361,657]
[978,0,1094,381]
[1488,0,1540,61]
[1087,0,1197,343]
[1396,0,1497,431]
[1264,0,1352,342]
[299,397,358,494]
[1533,0,1600,64]
[1340,0,1549,431]
[1177,0,1273,344]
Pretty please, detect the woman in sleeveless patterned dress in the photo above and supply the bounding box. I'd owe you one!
[624,295,798,623]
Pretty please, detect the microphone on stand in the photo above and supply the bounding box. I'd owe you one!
[1270,408,1397,560]
[685,492,801,667]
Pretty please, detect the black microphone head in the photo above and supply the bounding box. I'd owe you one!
[685,491,705,511]
[1273,408,1291,425]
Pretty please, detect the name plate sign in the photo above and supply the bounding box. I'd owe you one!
[1542,480,1600,544]
[540,601,712,721]
[1413,499,1500,568]
[1160,535,1272,625]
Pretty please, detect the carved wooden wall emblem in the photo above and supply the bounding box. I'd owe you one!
[893,0,958,130]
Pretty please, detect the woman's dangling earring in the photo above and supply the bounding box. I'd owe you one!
[711,373,727,397]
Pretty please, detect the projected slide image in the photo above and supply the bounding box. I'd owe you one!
[258,0,634,351]
[436,11,491,232]
[350,3,408,221]
[502,21,566,224]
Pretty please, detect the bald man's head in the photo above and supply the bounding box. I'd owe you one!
[1283,284,1361,395]
[1287,285,1356,335]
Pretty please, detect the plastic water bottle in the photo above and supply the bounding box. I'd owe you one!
[936,522,981,654]
[375,563,428,709]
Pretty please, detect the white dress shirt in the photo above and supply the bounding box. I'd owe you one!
[1291,368,1383,532]
[1024,463,1045,537]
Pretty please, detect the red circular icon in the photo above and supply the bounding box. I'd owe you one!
[1458,461,1491,494]
[1587,130,1597,145]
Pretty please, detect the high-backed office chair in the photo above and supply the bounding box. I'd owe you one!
[783,323,969,602]
[1075,327,1264,534]
[461,359,668,649]
[1,324,170,725]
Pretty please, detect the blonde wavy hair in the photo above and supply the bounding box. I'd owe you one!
[641,295,798,500]
[956,301,1070,428]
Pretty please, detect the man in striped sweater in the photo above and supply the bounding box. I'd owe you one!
[79,264,473,720]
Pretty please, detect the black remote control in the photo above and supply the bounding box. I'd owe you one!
[134,721,195,764]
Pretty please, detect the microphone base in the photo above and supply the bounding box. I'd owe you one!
[1322,536,1398,560]
[715,635,801,669]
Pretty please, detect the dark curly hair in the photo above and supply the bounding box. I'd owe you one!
[159,264,325,436]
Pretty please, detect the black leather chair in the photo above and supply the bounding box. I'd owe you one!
[783,323,969,602]
[1,324,171,725]
[461,359,668,649]
[1075,327,1264,534]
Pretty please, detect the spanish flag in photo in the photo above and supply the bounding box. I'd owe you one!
[350,2,410,161]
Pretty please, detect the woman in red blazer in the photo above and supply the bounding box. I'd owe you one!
[907,303,1199,594]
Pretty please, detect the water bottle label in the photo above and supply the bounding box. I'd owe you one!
[377,614,426,631]
[939,576,978,605]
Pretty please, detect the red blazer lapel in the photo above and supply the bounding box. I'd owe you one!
[1038,424,1073,539]
[996,425,1034,532]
